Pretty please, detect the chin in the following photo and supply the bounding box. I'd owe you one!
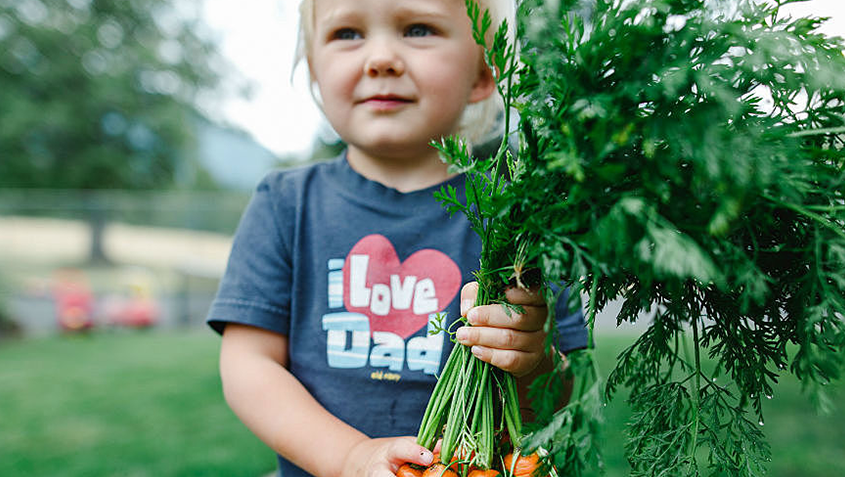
[358,136,434,153]
[358,141,438,162]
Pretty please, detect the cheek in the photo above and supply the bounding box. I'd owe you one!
[315,69,343,99]
[313,73,355,133]
[415,65,463,101]
[316,78,356,127]
[421,50,483,97]
[422,71,478,120]
[313,56,357,98]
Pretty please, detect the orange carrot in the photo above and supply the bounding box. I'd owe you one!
[421,463,458,477]
[503,452,546,477]
[431,453,460,472]
[468,469,502,477]
[397,463,424,477]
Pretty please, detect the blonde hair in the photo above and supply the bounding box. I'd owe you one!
[294,0,515,145]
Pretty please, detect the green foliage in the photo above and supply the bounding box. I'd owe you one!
[0,0,224,189]
[434,0,845,475]
[0,331,274,476]
[1,332,841,476]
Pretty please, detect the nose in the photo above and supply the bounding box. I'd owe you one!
[364,38,405,77]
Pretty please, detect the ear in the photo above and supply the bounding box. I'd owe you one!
[468,62,496,104]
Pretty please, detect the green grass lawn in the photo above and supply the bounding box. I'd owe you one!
[0,331,275,477]
[593,333,845,477]
[0,331,841,476]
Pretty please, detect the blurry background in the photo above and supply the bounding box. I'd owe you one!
[0,0,842,476]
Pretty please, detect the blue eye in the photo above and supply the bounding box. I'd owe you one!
[405,24,435,38]
[333,28,362,41]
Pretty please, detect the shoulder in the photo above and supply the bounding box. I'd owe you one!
[231,160,342,246]
[245,157,350,218]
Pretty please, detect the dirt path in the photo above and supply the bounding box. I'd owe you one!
[0,216,232,274]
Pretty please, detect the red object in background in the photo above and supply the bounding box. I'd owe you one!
[119,298,159,328]
[101,296,160,328]
[100,267,161,328]
[53,269,95,332]
[52,267,162,331]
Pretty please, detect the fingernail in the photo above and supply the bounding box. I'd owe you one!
[471,345,485,359]
[466,308,478,324]
[460,299,473,316]
[455,327,468,342]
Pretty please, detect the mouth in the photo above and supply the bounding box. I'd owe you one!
[359,94,414,110]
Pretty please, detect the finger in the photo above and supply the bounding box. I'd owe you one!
[466,303,546,332]
[469,345,543,376]
[460,282,479,316]
[386,437,434,468]
[372,469,398,477]
[504,285,545,306]
[456,325,544,352]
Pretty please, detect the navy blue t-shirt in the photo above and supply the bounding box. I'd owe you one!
[207,154,587,477]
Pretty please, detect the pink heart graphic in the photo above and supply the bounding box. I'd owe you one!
[343,234,461,339]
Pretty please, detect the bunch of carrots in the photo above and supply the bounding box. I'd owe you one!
[397,282,555,477]
[398,450,547,477]
[398,336,554,477]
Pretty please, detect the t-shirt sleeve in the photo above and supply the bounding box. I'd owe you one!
[207,176,293,336]
[553,285,589,353]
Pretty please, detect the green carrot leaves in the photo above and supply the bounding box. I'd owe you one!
[423,0,844,475]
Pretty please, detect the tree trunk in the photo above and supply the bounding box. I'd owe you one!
[85,193,110,264]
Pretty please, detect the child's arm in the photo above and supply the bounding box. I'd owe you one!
[219,323,434,477]
[455,283,574,411]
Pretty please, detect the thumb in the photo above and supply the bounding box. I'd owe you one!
[387,437,435,468]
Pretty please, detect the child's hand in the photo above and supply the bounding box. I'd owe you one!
[455,282,549,377]
[340,436,433,477]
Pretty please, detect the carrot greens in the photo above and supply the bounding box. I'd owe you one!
[418,0,845,476]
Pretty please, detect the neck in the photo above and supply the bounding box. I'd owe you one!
[346,146,455,193]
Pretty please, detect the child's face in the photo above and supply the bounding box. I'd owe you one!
[308,0,495,161]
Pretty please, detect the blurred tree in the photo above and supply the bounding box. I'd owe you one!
[0,0,226,261]
[0,273,20,339]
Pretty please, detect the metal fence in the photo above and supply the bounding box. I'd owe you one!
[0,189,254,336]
[0,188,252,234]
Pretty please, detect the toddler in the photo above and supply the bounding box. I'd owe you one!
[207,0,587,476]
